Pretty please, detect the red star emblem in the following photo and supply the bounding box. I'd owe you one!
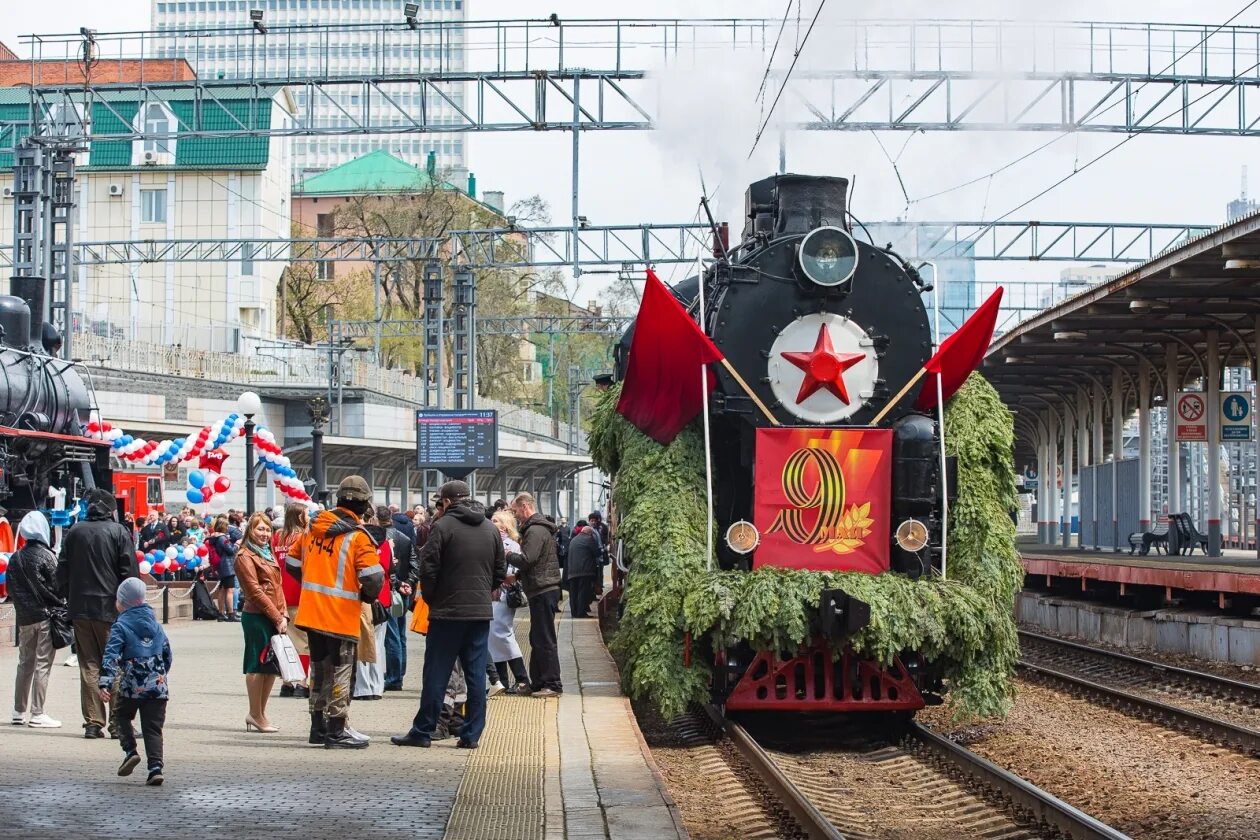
[780,324,865,405]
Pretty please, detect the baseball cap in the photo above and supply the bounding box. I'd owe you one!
[438,480,471,501]
[335,475,372,502]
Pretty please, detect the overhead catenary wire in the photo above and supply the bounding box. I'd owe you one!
[754,1,794,108]
[748,0,826,159]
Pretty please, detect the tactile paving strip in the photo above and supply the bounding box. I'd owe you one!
[443,694,547,840]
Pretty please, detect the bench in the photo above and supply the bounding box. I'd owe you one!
[1172,513,1209,556]
[1128,524,1169,556]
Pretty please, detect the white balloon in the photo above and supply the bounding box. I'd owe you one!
[165,545,178,560]
[208,494,230,514]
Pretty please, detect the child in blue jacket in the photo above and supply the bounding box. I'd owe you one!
[99,578,173,786]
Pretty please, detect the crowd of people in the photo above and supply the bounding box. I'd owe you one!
[5,476,607,776]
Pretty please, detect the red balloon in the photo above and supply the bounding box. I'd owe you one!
[135,551,144,562]
[201,487,213,503]
[213,475,231,493]
[152,561,166,575]
[197,544,209,557]
[0,556,8,572]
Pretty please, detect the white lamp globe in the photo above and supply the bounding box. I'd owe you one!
[237,391,263,417]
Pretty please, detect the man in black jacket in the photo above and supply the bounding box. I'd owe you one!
[506,492,563,696]
[377,505,414,692]
[565,521,601,619]
[392,480,505,749]
[58,488,139,738]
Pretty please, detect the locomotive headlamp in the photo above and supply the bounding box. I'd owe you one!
[895,518,929,552]
[798,226,858,288]
[725,520,760,554]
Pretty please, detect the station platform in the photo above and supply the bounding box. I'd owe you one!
[1021,544,1260,599]
[0,612,685,840]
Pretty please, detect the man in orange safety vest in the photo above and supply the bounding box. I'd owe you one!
[288,476,383,749]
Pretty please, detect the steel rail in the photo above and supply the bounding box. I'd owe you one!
[1018,629,1260,699]
[1017,659,1260,755]
[703,706,844,840]
[906,722,1130,840]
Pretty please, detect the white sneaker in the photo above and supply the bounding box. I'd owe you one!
[11,710,25,725]
[27,714,62,728]
[487,683,505,697]
[63,654,78,668]
[346,724,371,742]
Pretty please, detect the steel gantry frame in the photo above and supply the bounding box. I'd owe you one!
[24,17,1260,137]
[0,220,1211,270]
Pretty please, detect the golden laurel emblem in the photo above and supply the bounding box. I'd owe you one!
[766,447,872,554]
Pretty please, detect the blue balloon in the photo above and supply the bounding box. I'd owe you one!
[188,470,205,489]
[0,572,6,585]
[185,488,204,504]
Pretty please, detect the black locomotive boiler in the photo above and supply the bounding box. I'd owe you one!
[0,276,108,522]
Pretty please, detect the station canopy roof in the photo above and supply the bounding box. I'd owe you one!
[982,210,1260,461]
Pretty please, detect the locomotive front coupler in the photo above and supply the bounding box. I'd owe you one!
[818,588,871,641]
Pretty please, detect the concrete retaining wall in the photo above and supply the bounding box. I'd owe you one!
[1017,591,1260,666]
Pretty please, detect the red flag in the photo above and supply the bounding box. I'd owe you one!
[915,287,1004,410]
[616,269,724,445]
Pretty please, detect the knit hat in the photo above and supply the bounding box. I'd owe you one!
[116,577,147,610]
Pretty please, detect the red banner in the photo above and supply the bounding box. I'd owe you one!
[752,427,892,574]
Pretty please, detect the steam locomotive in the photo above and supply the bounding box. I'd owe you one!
[621,174,949,713]
[0,276,109,522]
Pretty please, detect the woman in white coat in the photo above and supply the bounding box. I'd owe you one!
[489,511,530,694]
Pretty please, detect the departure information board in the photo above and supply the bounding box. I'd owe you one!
[415,410,498,471]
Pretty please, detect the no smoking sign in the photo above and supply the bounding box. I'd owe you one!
[1174,391,1207,441]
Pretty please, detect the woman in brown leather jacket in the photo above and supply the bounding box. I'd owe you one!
[235,512,287,733]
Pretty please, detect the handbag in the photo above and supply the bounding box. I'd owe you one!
[47,606,74,650]
[370,600,390,626]
[390,589,406,619]
[504,581,528,609]
[266,634,305,683]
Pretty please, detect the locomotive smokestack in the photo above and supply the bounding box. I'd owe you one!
[742,174,850,243]
[10,275,46,349]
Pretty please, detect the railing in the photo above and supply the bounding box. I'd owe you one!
[75,331,583,451]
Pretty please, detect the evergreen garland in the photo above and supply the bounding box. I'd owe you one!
[591,374,1020,722]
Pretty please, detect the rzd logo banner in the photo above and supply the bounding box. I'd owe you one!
[753,427,891,574]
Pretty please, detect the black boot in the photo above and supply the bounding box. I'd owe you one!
[324,716,369,749]
[280,684,295,698]
[308,711,327,745]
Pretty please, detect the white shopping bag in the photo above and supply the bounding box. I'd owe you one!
[269,634,306,684]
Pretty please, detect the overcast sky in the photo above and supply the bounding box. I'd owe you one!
[5,1,1260,304]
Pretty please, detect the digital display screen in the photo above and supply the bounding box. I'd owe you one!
[415,410,498,471]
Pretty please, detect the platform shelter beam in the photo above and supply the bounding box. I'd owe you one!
[1207,330,1223,556]
[1111,367,1124,550]
[1166,343,1181,523]
[1139,364,1153,533]
[1062,401,1075,549]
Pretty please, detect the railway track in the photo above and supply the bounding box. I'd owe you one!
[699,706,1127,840]
[1017,630,1260,756]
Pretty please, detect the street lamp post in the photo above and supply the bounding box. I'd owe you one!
[238,391,262,516]
[309,396,329,506]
